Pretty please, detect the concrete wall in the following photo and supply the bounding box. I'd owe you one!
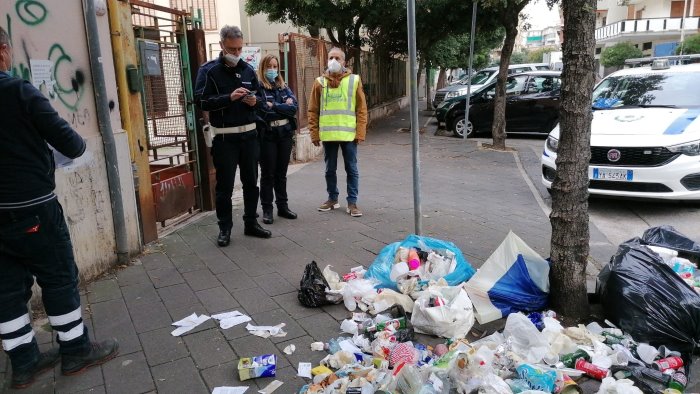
[1,0,140,280]
[598,0,674,24]
[238,0,304,59]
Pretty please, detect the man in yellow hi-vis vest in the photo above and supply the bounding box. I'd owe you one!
[308,47,368,217]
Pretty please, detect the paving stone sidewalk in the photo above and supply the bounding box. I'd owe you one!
[1,102,618,393]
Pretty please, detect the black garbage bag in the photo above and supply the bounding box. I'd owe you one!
[298,261,330,307]
[597,238,700,353]
[642,225,700,263]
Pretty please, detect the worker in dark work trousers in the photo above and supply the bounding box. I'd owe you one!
[0,26,118,389]
[255,54,298,225]
[194,25,271,246]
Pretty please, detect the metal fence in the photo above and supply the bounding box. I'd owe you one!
[286,33,406,129]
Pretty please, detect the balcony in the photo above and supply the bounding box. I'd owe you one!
[595,17,700,42]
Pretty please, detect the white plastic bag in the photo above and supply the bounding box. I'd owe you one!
[502,313,550,364]
[342,278,378,311]
[410,285,474,338]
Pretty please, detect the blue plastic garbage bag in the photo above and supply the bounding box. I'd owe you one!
[464,231,550,324]
[364,234,475,290]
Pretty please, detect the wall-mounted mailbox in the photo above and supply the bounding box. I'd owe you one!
[139,41,161,76]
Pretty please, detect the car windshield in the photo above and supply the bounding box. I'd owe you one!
[465,70,495,85]
[591,72,700,109]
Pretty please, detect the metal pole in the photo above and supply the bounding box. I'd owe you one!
[680,0,689,56]
[464,2,478,139]
[407,0,422,235]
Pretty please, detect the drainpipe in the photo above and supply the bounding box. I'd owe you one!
[83,0,130,264]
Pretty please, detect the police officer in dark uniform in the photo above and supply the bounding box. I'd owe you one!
[194,25,271,247]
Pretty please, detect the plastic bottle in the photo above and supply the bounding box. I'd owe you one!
[408,249,421,270]
[328,337,342,354]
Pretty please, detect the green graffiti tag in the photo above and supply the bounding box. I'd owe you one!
[15,0,47,26]
[49,44,85,112]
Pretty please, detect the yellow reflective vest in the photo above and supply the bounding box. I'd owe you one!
[317,74,360,141]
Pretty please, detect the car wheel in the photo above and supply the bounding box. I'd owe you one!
[450,115,475,138]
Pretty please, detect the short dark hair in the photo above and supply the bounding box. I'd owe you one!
[0,26,9,46]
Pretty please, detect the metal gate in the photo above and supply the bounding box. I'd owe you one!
[131,1,200,228]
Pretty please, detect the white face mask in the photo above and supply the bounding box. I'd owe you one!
[327,58,342,74]
[224,53,240,66]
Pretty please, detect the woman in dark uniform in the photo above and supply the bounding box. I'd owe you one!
[256,54,298,224]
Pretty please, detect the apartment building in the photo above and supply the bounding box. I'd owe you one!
[595,0,700,73]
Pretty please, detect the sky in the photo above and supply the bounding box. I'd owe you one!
[522,0,562,30]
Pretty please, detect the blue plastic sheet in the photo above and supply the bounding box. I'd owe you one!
[365,234,475,290]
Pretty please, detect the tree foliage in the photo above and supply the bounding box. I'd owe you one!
[510,51,528,64]
[527,46,556,63]
[677,33,700,55]
[600,42,643,68]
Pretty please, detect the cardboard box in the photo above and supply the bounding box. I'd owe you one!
[238,354,276,381]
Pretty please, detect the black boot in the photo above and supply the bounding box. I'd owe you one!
[11,348,60,389]
[244,221,271,238]
[262,208,274,225]
[217,229,231,247]
[61,338,119,376]
[278,206,297,220]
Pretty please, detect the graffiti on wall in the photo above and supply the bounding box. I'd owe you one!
[4,0,87,113]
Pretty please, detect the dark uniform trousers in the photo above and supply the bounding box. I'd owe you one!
[259,127,294,211]
[0,199,90,371]
[211,129,260,231]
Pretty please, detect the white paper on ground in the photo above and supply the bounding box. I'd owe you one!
[283,344,296,355]
[171,313,211,336]
[338,339,362,354]
[310,342,326,351]
[246,323,287,338]
[258,380,283,394]
[298,362,312,378]
[340,319,358,335]
[211,311,252,329]
[212,386,248,394]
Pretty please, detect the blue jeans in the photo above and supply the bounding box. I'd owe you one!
[323,141,359,204]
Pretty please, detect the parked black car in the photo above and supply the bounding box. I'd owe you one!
[437,71,562,137]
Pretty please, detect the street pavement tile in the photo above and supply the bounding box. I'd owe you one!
[321,303,351,321]
[252,365,310,391]
[182,269,221,291]
[219,244,256,264]
[235,258,276,277]
[86,279,122,304]
[166,303,216,336]
[200,361,237,392]
[102,352,154,394]
[199,251,240,274]
[139,327,190,367]
[90,299,141,355]
[151,357,208,394]
[276,335,326,369]
[216,270,257,293]
[157,283,199,310]
[146,266,185,288]
[231,288,279,315]
[251,273,296,297]
[250,308,306,344]
[72,385,106,394]
[161,234,194,258]
[196,286,240,315]
[183,329,236,369]
[170,253,208,273]
[115,264,150,287]
[271,292,322,319]
[140,252,173,271]
[4,376,55,394]
[127,300,172,334]
[54,360,104,394]
[120,282,160,308]
[297,313,343,342]
[228,336,289,369]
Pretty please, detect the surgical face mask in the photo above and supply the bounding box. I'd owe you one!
[224,53,239,66]
[265,69,278,81]
[327,58,342,74]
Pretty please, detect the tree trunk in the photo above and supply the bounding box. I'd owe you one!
[491,11,520,150]
[417,57,425,99]
[436,68,447,90]
[426,66,431,110]
[549,0,597,321]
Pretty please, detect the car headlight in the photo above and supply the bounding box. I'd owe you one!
[668,140,700,156]
[546,136,559,153]
[445,89,468,99]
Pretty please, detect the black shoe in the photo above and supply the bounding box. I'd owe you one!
[217,229,231,247]
[11,348,60,389]
[262,209,274,225]
[61,338,119,376]
[244,222,271,238]
[278,207,297,220]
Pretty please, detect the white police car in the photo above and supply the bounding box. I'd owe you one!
[542,60,700,200]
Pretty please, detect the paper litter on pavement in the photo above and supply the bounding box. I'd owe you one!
[283,344,296,355]
[211,386,248,394]
[245,323,287,338]
[171,313,210,337]
[257,380,283,394]
[211,311,252,329]
[297,362,312,378]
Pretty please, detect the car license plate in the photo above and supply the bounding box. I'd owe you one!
[592,168,633,181]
